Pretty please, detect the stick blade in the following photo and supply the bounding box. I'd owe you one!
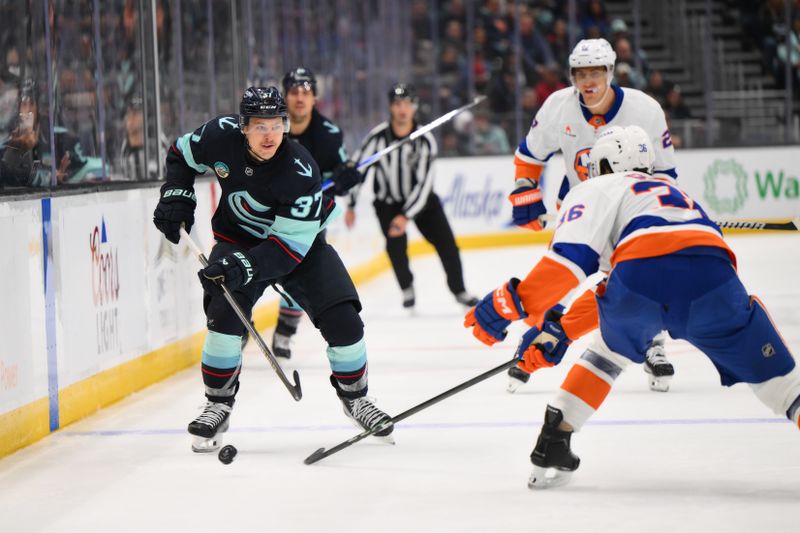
[292,370,303,401]
[304,448,326,465]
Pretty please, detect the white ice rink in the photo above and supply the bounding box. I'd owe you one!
[1,234,799,533]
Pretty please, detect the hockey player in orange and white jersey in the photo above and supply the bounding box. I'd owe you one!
[505,38,677,393]
[470,126,800,489]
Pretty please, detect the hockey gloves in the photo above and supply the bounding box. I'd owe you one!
[509,178,546,231]
[515,308,570,373]
[464,278,527,346]
[153,187,196,244]
[198,251,256,295]
[331,161,363,195]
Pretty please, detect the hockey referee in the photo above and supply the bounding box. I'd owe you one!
[346,83,478,310]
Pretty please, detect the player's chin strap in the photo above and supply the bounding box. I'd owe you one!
[576,82,613,112]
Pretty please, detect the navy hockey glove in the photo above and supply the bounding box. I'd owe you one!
[198,251,256,295]
[331,161,363,195]
[509,178,546,231]
[153,188,196,244]
[464,278,527,346]
[515,308,570,373]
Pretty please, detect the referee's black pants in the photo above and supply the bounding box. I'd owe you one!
[374,193,467,295]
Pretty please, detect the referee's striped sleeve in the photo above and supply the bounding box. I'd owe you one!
[403,132,436,218]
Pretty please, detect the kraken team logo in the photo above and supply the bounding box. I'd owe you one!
[228,190,273,238]
[703,159,748,214]
[214,162,230,179]
[245,167,253,176]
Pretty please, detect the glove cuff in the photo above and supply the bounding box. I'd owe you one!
[160,187,197,205]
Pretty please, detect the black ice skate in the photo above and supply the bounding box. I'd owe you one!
[528,405,580,490]
[644,343,674,392]
[455,291,479,308]
[507,366,531,393]
[272,331,292,359]
[188,401,232,453]
[342,396,395,442]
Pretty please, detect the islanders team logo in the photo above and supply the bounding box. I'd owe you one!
[573,147,592,181]
[214,161,230,179]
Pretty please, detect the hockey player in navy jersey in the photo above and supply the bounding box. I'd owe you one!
[152,86,392,452]
[468,126,800,488]
[267,67,364,360]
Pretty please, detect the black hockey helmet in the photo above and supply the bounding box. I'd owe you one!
[388,83,417,104]
[282,67,317,95]
[239,86,288,130]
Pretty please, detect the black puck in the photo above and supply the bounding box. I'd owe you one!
[218,444,237,465]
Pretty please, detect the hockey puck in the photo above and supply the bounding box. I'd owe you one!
[218,444,237,465]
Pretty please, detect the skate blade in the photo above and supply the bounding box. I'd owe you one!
[191,434,222,453]
[507,377,526,394]
[527,465,573,490]
[373,433,396,445]
[648,375,672,392]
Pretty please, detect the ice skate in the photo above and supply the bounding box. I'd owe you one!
[272,331,292,359]
[402,287,415,309]
[188,401,232,453]
[342,396,395,443]
[644,343,674,392]
[507,366,531,393]
[528,406,580,490]
[454,291,479,308]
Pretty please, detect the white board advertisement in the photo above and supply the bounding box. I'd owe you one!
[0,200,47,413]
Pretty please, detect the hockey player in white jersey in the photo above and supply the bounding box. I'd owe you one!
[487,126,800,489]
[504,38,676,393]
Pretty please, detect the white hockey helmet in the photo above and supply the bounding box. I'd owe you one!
[568,39,616,85]
[588,125,654,178]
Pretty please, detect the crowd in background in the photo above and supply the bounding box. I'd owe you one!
[0,0,797,191]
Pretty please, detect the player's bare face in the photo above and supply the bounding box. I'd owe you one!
[286,86,315,122]
[574,67,611,110]
[243,117,285,161]
[390,99,415,129]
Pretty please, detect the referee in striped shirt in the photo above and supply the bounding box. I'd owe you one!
[346,83,478,310]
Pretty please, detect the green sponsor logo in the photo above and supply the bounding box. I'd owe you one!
[703,159,748,214]
[754,169,800,199]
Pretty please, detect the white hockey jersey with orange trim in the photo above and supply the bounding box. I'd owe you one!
[514,171,735,323]
[514,85,677,201]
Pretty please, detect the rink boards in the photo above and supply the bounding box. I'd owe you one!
[1,146,797,458]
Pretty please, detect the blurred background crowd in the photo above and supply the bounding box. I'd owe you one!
[0,0,797,190]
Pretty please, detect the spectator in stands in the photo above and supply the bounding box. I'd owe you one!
[580,0,610,39]
[546,18,571,67]
[757,0,788,78]
[535,62,567,104]
[664,86,691,119]
[439,44,469,109]
[519,10,555,85]
[645,69,673,108]
[471,109,511,155]
[614,37,646,89]
[520,86,540,120]
[776,15,800,89]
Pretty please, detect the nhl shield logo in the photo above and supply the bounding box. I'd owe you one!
[245,167,254,176]
[214,162,230,179]
[762,343,776,358]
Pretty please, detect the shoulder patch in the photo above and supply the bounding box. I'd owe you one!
[218,116,239,130]
[322,120,340,134]
[294,158,313,177]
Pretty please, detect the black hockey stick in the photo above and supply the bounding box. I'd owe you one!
[179,226,303,401]
[321,95,487,192]
[304,357,519,465]
[713,217,800,231]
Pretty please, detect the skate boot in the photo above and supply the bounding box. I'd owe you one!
[528,405,580,490]
[644,343,674,392]
[402,287,415,309]
[455,291,479,308]
[188,401,232,453]
[341,396,395,442]
[272,331,292,359]
[507,366,531,393]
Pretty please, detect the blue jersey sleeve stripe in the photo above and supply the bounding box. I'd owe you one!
[618,215,722,245]
[551,242,600,277]
[654,167,678,179]
[517,139,557,163]
[557,175,571,201]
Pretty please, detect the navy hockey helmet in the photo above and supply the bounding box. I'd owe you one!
[239,86,288,130]
[388,83,418,104]
[282,67,317,95]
